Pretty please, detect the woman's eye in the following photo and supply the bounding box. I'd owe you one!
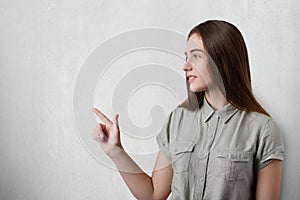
[185,54,201,61]
[193,54,201,59]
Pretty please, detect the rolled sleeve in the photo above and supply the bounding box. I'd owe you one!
[155,110,176,161]
[256,119,285,170]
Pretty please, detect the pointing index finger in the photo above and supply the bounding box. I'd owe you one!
[92,108,112,125]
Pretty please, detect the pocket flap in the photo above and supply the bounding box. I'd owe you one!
[171,143,195,155]
[217,150,252,162]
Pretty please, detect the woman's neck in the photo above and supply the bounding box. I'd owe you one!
[204,90,228,110]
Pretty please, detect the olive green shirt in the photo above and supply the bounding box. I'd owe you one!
[156,97,285,200]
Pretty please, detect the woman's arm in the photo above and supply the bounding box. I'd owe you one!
[110,149,173,200]
[256,160,283,200]
[92,108,172,200]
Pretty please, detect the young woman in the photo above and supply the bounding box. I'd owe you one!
[92,20,285,200]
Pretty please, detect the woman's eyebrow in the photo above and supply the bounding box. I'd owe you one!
[184,48,205,55]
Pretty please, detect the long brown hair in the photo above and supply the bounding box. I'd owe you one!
[179,19,270,117]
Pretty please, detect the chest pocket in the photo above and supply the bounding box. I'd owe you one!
[216,149,253,181]
[171,143,195,173]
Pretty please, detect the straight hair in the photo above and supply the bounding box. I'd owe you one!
[179,19,270,117]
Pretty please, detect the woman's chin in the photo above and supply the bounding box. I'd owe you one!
[189,85,205,93]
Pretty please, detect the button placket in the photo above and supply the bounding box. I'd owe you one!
[194,114,220,199]
[206,114,219,151]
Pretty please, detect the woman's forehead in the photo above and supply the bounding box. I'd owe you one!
[186,34,204,52]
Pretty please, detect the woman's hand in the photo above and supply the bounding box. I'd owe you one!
[92,108,123,157]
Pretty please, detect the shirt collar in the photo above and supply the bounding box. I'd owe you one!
[201,96,239,124]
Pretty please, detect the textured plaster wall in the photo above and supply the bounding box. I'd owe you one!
[0,0,299,199]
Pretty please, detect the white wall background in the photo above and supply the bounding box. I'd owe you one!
[1,0,299,199]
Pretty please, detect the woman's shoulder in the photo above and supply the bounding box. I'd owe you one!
[246,110,271,121]
[239,110,279,133]
[172,104,200,119]
[162,104,198,128]
[166,103,192,115]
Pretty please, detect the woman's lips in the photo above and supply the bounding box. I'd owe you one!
[187,75,197,83]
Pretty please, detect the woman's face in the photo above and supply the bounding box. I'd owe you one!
[183,33,213,93]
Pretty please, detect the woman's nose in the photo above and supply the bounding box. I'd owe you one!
[182,61,192,71]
